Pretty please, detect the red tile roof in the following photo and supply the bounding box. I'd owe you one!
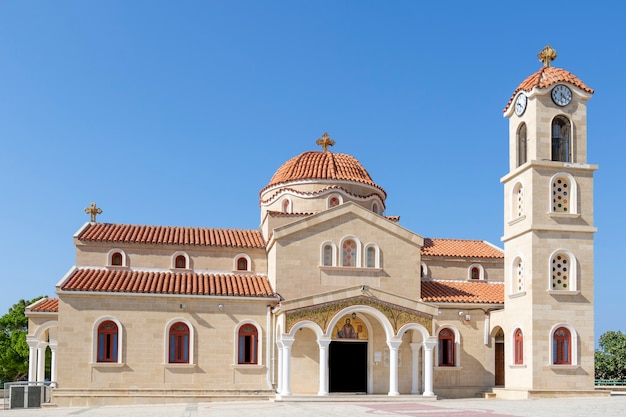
[421,280,504,304]
[421,238,503,259]
[60,268,276,297]
[504,66,594,113]
[262,151,385,193]
[78,223,265,248]
[28,298,59,313]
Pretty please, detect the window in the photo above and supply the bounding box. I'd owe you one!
[553,327,571,365]
[97,320,119,363]
[323,244,333,266]
[514,328,524,365]
[420,262,428,279]
[551,116,571,162]
[111,252,123,266]
[551,251,571,290]
[342,239,357,267]
[517,123,527,167]
[372,202,380,214]
[552,176,570,213]
[511,256,525,293]
[175,255,186,269]
[282,198,290,213]
[329,196,340,208]
[238,324,258,364]
[366,246,375,268]
[513,182,524,219]
[237,257,248,271]
[168,322,190,363]
[468,264,484,281]
[438,328,455,366]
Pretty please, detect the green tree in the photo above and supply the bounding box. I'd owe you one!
[0,297,45,382]
[595,330,626,381]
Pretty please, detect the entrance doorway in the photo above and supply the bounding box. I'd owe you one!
[329,341,367,392]
[495,342,505,386]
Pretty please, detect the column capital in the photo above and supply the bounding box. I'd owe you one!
[281,337,295,348]
[387,339,403,349]
[317,337,332,348]
[409,342,421,351]
[26,337,39,349]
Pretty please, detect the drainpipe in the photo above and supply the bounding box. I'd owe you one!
[484,311,490,345]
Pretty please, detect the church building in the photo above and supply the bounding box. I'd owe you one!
[26,47,600,406]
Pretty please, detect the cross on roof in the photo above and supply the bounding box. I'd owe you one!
[84,202,103,223]
[315,132,335,152]
[538,45,557,67]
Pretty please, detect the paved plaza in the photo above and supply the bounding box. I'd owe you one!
[3,394,626,417]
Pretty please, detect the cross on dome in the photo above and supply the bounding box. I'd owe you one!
[315,132,335,152]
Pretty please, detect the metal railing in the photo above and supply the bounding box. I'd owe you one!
[595,379,626,387]
[2,381,52,409]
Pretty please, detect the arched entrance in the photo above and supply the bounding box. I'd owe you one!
[492,326,505,386]
[328,313,370,393]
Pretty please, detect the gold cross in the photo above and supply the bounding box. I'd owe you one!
[84,202,103,223]
[538,45,557,67]
[315,132,335,152]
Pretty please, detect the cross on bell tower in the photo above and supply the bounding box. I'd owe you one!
[84,202,103,223]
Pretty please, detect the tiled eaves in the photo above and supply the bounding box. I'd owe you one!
[28,297,59,313]
[421,238,503,259]
[60,268,276,298]
[504,66,594,113]
[260,184,386,206]
[260,151,387,196]
[78,223,265,248]
[421,280,504,304]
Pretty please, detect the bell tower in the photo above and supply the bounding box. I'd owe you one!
[499,46,598,394]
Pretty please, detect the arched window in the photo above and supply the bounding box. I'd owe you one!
[111,252,123,266]
[513,182,524,219]
[517,123,527,167]
[551,252,571,290]
[513,256,525,293]
[168,322,190,363]
[552,176,570,213]
[468,264,484,281]
[438,328,455,366]
[471,267,480,280]
[175,255,187,269]
[238,324,258,364]
[282,198,290,213]
[372,202,380,214]
[366,246,376,268]
[237,257,248,271]
[551,116,571,162]
[322,244,333,266]
[553,327,571,365]
[514,328,524,365]
[329,196,340,208]
[342,239,357,267]
[420,262,428,279]
[97,320,118,363]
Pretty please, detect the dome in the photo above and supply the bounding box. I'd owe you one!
[262,151,382,193]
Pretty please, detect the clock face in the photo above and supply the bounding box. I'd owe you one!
[551,85,572,106]
[515,92,527,116]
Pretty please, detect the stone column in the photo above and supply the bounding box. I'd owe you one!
[27,338,38,383]
[422,338,437,397]
[49,341,58,387]
[317,338,331,396]
[36,341,47,382]
[276,340,283,394]
[281,337,294,396]
[387,340,402,396]
[410,342,421,394]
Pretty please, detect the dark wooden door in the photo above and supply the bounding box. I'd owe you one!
[329,341,367,392]
[495,342,505,386]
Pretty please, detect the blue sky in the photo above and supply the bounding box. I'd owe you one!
[1,2,624,341]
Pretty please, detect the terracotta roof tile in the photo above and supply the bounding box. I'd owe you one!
[60,268,276,297]
[421,280,503,304]
[262,151,385,194]
[504,66,594,113]
[28,298,59,313]
[78,224,265,248]
[421,238,503,259]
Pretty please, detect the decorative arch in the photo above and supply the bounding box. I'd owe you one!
[32,320,58,342]
[420,262,428,279]
[371,201,381,214]
[340,236,362,267]
[549,172,578,214]
[327,194,343,209]
[326,305,396,342]
[164,318,195,364]
[234,320,262,365]
[551,115,572,162]
[549,323,578,365]
[234,253,251,271]
[549,249,578,291]
[92,316,123,364]
[287,320,324,339]
[107,248,127,267]
[281,197,293,213]
[172,251,190,270]
[320,241,337,267]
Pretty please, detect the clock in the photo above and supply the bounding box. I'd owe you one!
[551,85,572,106]
[514,92,527,116]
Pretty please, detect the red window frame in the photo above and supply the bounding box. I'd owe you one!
[237,257,248,271]
[111,252,123,266]
[553,327,571,365]
[238,324,258,364]
[514,328,524,365]
[175,255,187,269]
[438,328,455,366]
[97,320,118,363]
[169,322,190,363]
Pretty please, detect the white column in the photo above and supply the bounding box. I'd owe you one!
[422,339,437,397]
[49,341,58,387]
[36,342,47,382]
[387,340,402,396]
[317,338,331,396]
[281,337,294,396]
[276,340,283,394]
[410,342,421,394]
[27,338,38,383]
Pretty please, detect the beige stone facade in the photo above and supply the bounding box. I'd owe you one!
[26,51,601,405]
